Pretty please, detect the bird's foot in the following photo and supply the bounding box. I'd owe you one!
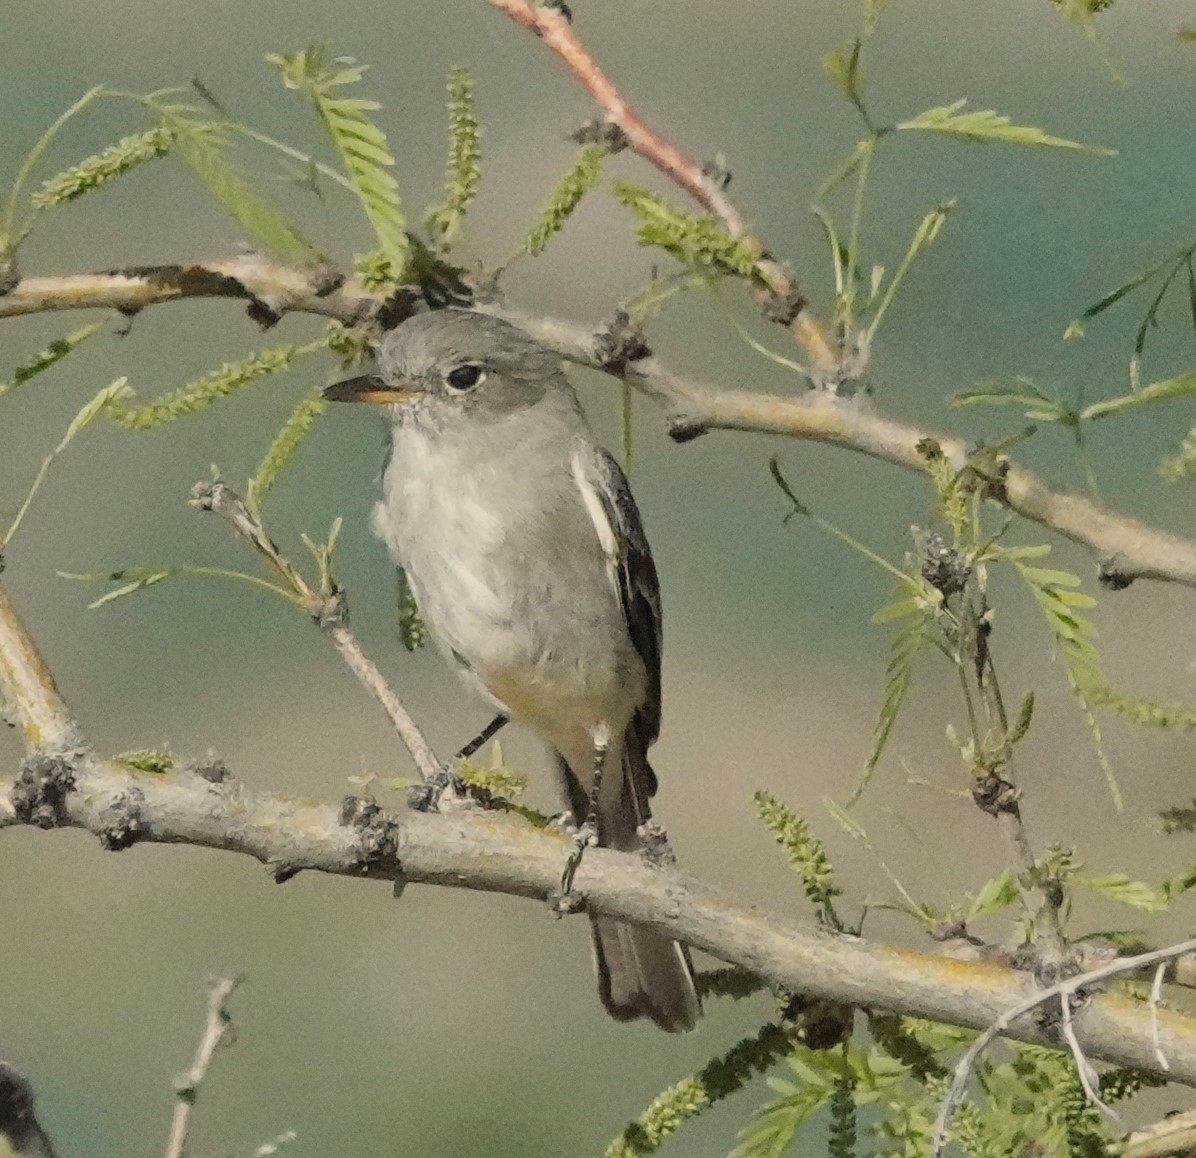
[559,817,599,897]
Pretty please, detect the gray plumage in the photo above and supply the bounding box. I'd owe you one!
[336,308,699,1032]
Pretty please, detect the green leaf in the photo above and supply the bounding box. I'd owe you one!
[1081,373,1196,421]
[611,179,763,279]
[896,100,1115,154]
[425,65,481,248]
[953,380,1077,426]
[1081,873,1169,912]
[1007,691,1035,744]
[970,869,1019,917]
[109,342,322,429]
[864,200,955,343]
[2,85,105,251]
[0,323,103,399]
[151,103,314,262]
[852,616,929,804]
[522,144,605,257]
[1091,685,1196,730]
[247,389,327,512]
[3,378,131,547]
[732,1083,830,1158]
[31,126,174,208]
[269,45,408,278]
[61,562,298,608]
[822,39,864,108]
[1012,555,1121,808]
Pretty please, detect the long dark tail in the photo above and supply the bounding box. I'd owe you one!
[559,738,701,1034]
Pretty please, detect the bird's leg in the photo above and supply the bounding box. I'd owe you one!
[559,725,608,896]
[455,713,509,762]
[409,714,509,812]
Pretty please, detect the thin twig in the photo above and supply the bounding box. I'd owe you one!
[189,480,440,781]
[1059,988,1120,1125]
[930,936,1196,1158]
[164,976,239,1158]
[1151,961,1171,1073]
[483,0,841,372]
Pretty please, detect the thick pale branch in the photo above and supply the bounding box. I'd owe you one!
[4,261,1196,587]
[3,751,1196,1084]
[0,581,79,749]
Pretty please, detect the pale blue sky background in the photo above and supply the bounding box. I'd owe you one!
[2,2,1196,1155]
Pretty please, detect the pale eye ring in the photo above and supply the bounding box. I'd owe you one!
[444,363,485,391]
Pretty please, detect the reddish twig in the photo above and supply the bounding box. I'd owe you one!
[485,0,842,372]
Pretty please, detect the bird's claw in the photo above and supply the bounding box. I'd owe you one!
[559,818,599,897]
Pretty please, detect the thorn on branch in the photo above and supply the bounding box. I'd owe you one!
[570,119,630,153]
[593,310,651,374]
[179,757,230,784]
[267,858,304,884]
[700,155,732,191]
[535,0,573,23]
[1098,556,1134,591]
[12,752,76,829]
[245,298,283,330]
[95,786,146,850]
[338,794,401,874]
[918,530,971,598]
[971,773,1019,818]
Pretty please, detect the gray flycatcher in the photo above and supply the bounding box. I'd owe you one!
[324,308,700,1033]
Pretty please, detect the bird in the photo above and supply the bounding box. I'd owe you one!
[324,308,700,1032]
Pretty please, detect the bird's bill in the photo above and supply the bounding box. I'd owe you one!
[322,375,425,404]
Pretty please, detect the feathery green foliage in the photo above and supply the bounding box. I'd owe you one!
[0,323,103,399]
[1011,554,1121,807]
[1092,685,1196,730]
[827,1072,858,1158]
[694,967,767,1002]
[62,561,300,609]
[455,758,528,799]
[270,45,408,280]
[521,144,605,256]
[753,791,841,920]
[606,1023,795,1158]
[247,390,327,513]
[116,749,174,774]
[396,568,426,651]
[109,343,320,429]
[425,65,481,248]
[3,377,131,547]
[1160,424,1196,481]
[864,200,954,343]
[896,100,1114,153]
[1082,372,1196,421]
[612,180,764,278]
[150,103,314,262]
[31,127,174,208]
[2,85,104,252]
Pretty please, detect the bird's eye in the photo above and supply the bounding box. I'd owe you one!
[444,363,485,392]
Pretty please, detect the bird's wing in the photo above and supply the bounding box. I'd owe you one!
[571,443,663,790]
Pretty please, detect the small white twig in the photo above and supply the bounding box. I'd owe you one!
[164,976,240,1158]
[1059,990,1120,1125]
[1151,961,1171,1074]
[930,935,1196,1158]
[251,1129,297,1157]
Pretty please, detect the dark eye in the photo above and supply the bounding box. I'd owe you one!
[444,364,485,391]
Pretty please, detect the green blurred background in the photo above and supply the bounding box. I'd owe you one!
[2,1,1196,1154]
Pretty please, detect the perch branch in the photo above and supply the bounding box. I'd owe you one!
[4,750,1196,1087]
